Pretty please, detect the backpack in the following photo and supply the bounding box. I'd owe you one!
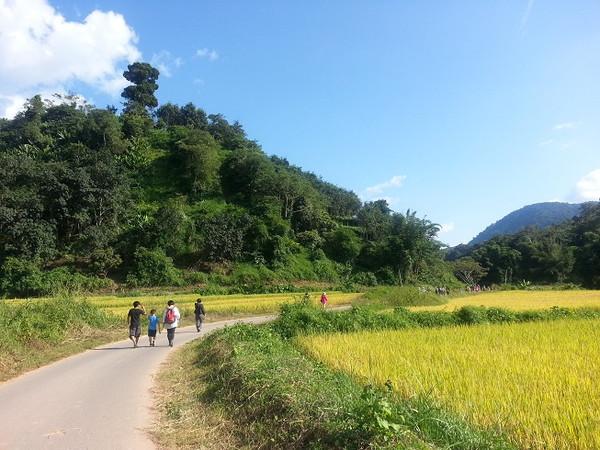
[165,308,176,324]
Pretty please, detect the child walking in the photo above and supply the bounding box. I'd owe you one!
[147,309,161,347]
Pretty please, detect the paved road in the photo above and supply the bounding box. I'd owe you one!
[0,315,275,450]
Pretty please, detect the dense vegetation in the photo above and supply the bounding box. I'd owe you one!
[447,202,600,287]
[0,62,450,297]
[468,202,585,245]
[1,61,598,297]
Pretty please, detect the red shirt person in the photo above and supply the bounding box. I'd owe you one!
[320,292,328,308]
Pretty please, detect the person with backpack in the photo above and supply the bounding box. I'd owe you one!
[194,298,206,332]
[162,300,181,347]
[127,301,145,348]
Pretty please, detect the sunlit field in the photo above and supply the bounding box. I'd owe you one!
[410,289,600,311]
[8,291,361,319]
[298,319,600,449]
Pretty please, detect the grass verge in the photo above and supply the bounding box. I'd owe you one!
[151,298,600,449]
[150,339,247,450]
[0,296,121,381]
[175,324,513,449]
[273,300,600,338]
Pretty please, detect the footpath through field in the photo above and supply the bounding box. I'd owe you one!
[0,315,275,450]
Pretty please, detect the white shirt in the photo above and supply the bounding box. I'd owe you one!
[162,306,181,329]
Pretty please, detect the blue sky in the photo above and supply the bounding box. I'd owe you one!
[1,0,599,245]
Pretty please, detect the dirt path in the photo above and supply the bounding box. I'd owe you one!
[0,315,275,450]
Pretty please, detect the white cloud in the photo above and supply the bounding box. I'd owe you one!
[150,50,183,78]
[575,169,600,201]
[438,223,455,235]
[0,0,140,117]
[538,139,554,147]
[364,175,406,196]
[0,94,26,119]
[554,122,576,130]
[196,48,219,61]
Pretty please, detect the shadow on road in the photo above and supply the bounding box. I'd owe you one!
[91,347,134,351]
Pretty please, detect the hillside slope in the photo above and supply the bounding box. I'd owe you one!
[469,202,584,246]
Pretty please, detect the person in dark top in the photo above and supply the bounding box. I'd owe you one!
[194,298,206,332]
[127,301,146,348]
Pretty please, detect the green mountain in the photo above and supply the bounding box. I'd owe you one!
[0,62,447,297]
[468,202,585,246]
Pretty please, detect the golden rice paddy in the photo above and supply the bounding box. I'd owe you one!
[298,319,600,449]
[63,291,361,318]
[410,289,600,311]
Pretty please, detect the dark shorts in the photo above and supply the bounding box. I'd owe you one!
[148,329,157,337]
[129,325,141,338]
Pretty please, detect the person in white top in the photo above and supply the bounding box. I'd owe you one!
[162,300,181,347]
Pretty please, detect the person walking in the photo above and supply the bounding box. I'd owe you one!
[194,298,206,332]
[320,292,328,308]
[162,300,181,347]
[147,309,161,347]
[127,301,145,348]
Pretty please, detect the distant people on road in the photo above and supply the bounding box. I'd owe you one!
[127,301,145,348]
[162,300,181,347]
[194,298,206,332]
[320,292,328,308]
[147,309,161,347]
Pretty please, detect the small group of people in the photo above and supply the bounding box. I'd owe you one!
[126,298,206,348]
[435,286,451,295]
[466,284,492,293]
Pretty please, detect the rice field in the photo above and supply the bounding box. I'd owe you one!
[298,319,600,449]
[7,291,362,319]
[410,289,600,311]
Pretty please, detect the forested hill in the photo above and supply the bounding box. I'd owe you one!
[0,62,450,297]
[468,202,585,246]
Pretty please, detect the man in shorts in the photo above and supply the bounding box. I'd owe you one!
[127,301,146,348]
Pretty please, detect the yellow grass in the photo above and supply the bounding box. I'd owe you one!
[298,319,600,450]
[7,292,362,319]
[410,289,600,311]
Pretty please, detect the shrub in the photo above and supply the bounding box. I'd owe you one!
[351,271,378,287]
[375,268,398,285]
[363,285,445,308]
[0,258,112,297]
[323,227,361,263]
[42,268,113,294]
[455,306,488,325]
[313,258,340,282]
[88,248,122,277]
[296,230,324,251]
[0,257,44,297]
[126,247,183,287]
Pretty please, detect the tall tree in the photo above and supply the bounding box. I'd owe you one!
[121,62,160,114]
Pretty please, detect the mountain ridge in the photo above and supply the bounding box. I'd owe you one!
[468,202,586,246]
